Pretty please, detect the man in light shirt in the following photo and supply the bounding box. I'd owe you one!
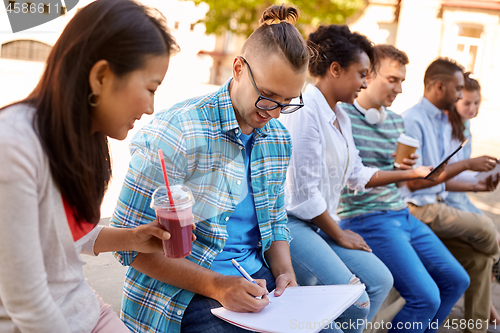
[402,58,499,333]
[338,45,470,332]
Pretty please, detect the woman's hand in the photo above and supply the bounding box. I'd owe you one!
[130,220,196,253]
[467,156,498,172]
[411,165,435,179]
[335,229,372,252]
[473,174,500,192]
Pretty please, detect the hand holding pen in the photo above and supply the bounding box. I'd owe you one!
[212,262,269,313]
[231,259,270,301]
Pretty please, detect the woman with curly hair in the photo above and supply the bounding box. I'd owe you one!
[281,25,436,333]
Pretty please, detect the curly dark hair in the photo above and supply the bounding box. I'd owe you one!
[307,25,374,78]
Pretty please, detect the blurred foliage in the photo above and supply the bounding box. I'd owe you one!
[183,0,366,37]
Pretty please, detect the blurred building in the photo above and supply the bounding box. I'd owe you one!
[0,0,216,107]
[1,0,498,155]
[349,0,500,114]
[204,0,500,114]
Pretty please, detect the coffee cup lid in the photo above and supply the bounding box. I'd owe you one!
[397,134,419,148]
[151,185,195,211]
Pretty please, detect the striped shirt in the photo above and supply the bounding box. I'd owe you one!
[110,79,292,333]
[338,103,406,219]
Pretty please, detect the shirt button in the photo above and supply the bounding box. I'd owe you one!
[225,217,229,221]
[237,180,242,185]
[235,129,239,134]
[177,310,182,315]
[239,146,243,150]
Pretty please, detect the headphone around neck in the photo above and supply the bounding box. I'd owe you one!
[364,108,387,125]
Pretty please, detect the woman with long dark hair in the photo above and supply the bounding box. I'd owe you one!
[0,0,179,331]
[445,73,500,326]
[445,72,486,211]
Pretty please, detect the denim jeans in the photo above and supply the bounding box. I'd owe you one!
[181,265,344,333]
[340,208,470,333]
[288,215,393,333]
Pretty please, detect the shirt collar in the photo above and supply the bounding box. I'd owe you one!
[305,84,337,123]
[218,78,270,137]
[419,96,445,121]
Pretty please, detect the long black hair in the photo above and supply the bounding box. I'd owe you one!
[7,0,178,224]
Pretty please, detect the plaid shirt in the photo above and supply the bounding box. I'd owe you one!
[110,79,292,333]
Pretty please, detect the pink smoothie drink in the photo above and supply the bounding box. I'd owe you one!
[151,185,195,258]
[156,206,193,258]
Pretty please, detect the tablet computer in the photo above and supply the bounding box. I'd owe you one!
[425,139,469,180]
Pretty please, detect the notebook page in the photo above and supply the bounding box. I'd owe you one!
[211,284,365,333]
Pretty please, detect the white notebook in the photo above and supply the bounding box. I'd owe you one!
[211,284,365,333]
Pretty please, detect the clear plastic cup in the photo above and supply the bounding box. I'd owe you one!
[150,185,195,258]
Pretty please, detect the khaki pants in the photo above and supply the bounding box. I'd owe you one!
[409,203,499,333]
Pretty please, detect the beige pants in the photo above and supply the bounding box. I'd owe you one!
[409,203,499,333]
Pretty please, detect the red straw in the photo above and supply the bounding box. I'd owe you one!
[158,149,175,209]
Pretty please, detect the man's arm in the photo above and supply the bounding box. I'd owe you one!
[406,156,497,191]
[264,241,298,296]
[130,253,269,312]
[445,175,500,193]
[111,115,269,313]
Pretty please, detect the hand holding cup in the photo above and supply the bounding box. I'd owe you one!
[394,134,419,168]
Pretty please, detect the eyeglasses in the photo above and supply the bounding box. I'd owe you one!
[238,56,304,114]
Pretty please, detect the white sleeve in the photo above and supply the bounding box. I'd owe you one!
[346,148,378,193]
[78,226,105,256]
[0,139,71,333]
[452,170,479,184]
[282,110,327,220]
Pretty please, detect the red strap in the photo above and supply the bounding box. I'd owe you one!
[62,196,95,241]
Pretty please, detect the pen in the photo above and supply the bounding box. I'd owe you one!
[231,259,269,301]
[231,259,258,285]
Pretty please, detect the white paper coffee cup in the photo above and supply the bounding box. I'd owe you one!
[394,134,419,168]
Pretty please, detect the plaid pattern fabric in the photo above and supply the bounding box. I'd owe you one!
[110,79,292,333]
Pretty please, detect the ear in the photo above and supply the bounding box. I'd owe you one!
[329,62,342,78]
[89,60,112,95]
[232,57,244,82]
[366,70,376,84]
[434,80,446,97]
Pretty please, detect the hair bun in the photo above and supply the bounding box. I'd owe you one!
[259,4,298,26]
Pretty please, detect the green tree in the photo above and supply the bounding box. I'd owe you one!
[184,0,366,37]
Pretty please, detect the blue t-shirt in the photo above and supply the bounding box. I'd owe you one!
[211,131,263,276]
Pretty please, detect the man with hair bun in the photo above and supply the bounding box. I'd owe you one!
[339,45,470,332]
[110,4,338,333]
[402,57,500,333]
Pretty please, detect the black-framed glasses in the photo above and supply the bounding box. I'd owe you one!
[238,56,304,114]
